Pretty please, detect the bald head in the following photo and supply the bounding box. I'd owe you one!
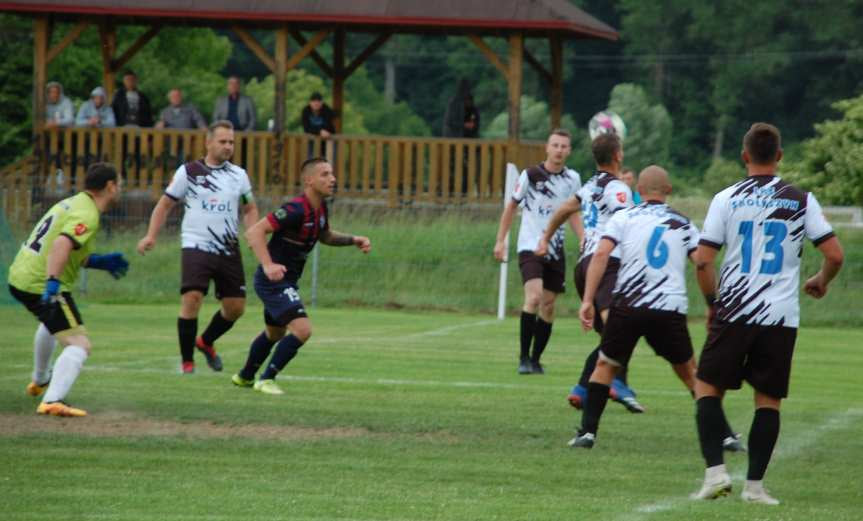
[637,165,672,201]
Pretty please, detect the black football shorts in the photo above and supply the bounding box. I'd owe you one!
[518,251,566,293]
[599,305,694,368]
[180,248,246,299]
[697,320,797,399]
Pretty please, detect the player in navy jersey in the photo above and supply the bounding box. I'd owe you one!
[537,134,644,413]
[494,129,583,374]
[690,124,843,504]
[568,166,740,450]
[232,157,371,395]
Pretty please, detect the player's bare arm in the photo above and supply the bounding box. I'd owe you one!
[241,199,260,231]
[569,212,585,250]
[694,244,720,324]
[320,229,372,253]
[45,235,74,279]
[493,199,518,262]
[137,195,177,255]
[579,237,612,331]
[245,217,286,282]
[804,236,844,299]
[535,196,581,257]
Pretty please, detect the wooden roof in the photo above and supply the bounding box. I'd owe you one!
[0,0,618,40]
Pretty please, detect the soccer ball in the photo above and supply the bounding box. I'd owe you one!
[588,111,627,141]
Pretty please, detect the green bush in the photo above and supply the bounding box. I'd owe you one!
[782,93,863,205]
[701,157,746,196]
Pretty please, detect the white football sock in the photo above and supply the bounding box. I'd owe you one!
[705,464,728,480]
[32,324,57,384]
[42,345,88,403]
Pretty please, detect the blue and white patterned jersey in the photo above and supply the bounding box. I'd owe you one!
[700,175,834,328]
[575,171,633,260]
[603,201,698,314]
[511,163,581,260]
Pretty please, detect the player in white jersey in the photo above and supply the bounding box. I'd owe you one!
[537,134,644,412]
[691,124,843,504]
[494,129,583,374]
[137,120,260,374]
[568,166,740,450]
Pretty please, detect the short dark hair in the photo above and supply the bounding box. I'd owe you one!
[592,133,621,166]
[123,69,136,77]
[549,128,571,142]
[310,92,323,101]
[84,162,118,191]
[208,119,234,137]
[743,123,782,165]
[301,157,329,176]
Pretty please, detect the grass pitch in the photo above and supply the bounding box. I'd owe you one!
[1,303,861,520]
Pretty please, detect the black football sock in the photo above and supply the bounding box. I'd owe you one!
[578,347,600,387]
[177,317,197,363]
[260,335,304,380]
[581,382,611,436]
[519,312,537,361]
[747,408,780,480]
[201,310,236,347]
[530,319,553,363]
[239,332,277,380]
[696,396,726,467]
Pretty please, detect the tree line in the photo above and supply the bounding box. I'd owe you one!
[1,1,861,202]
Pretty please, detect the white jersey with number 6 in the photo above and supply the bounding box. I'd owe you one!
[603,202,698,314]
[699,175,834,328]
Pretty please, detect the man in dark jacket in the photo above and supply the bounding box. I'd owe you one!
[112,70,153,127]
[301,92,336,157]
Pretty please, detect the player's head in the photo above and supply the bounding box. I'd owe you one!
[301,157,336,197]
[84,162,121,203]
[206,120,235,163]
[592,133,623,170]
[168,88,183,106]
[545,129,572,165]
[620,167,636,189]
[742,122,782,167]
[636,165,672,201]
[227,75,241,95]
[309,92,323,111]
[122,70,137,91]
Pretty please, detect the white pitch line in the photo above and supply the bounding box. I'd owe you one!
[619,407,863,520]
[401,319,499,338]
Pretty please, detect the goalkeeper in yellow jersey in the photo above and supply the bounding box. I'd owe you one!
[7,163,128,417]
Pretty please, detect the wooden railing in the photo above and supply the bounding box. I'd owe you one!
[2,128,546,222]
[0,154,37,227]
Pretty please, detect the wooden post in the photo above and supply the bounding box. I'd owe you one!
[33,17,49,130]
[274,28,288,133]
[333,29,345,133]
[274,27,288,183]
[507,32,524,142]
[99,22,117,99]
[550,36,563,130]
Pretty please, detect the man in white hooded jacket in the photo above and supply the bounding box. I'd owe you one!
[75,87,116,128]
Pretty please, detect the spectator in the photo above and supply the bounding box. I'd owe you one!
[156,89,207,130]
[44,81,74,128]
[112,70,153,127]
[75,87,116,128]
[443,79,476,138]
[212,76,256,131]
[463,93,480,138]
[301,92,336,138]
[621,167,642,204]
[301,92,336,158]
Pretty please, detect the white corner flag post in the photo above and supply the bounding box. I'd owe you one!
[497,163,520,320]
